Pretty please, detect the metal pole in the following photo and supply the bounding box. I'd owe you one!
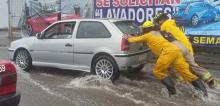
[57,0,61,21]
[7,0,13,46]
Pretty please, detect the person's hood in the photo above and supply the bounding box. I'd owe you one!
[162,19,176,27]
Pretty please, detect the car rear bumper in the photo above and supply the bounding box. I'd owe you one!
[0,92,21,106]
[113,49,150,71]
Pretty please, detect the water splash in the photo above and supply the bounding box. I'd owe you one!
[63,75,113,88]
[40,73,55,77]
[62,75,155,105]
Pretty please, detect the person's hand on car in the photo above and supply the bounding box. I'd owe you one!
[123,34,132,40]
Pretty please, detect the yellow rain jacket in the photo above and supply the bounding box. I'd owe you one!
[160,20,194,55]
[128,31,178,57]
[128,31,198,81]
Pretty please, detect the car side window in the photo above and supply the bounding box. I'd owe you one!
[43,22,76,39]
[204,4,211,9]
[76,21,111,38]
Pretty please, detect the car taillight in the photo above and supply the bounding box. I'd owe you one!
[0,61,17,95]
[121,34,129,51]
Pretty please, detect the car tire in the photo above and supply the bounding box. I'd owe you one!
[92,55,119,82]
[214,13,220,22]
[15,49,32,71]
[191,15,199,26]
[26,24,34,36]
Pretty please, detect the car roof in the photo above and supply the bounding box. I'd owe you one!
[55,18,133,23]
[189,1,210,6]
[181,0,202,4]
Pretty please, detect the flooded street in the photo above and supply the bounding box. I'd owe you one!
[0,47,220,106]
[16,64,220,106]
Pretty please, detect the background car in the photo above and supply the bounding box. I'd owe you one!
[0,60,20,106]
[21,0,81,36]
[24,12,80,36]
[173,0,220,26]
[9,19,150,81]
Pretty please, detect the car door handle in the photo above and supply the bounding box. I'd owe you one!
[65,43,72,47]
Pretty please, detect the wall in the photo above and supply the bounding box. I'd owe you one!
[0,0,8,29]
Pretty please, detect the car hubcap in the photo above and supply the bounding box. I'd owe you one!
[16,51,28,70]
[192,16,198,26]
[95,59,113,79]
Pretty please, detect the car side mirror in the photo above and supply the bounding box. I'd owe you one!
[36,33,41,39]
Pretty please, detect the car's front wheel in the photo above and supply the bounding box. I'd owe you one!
[214,13,220,22]
[191,15,199,26]
[21,24,34,37]
[15,49,32,71]
[92,55,119,82]
[26,24,34,36]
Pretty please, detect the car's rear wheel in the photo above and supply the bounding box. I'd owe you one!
[15,49,32,71]
[214,13,220,21]
[191,15,199,26]
[92,55,119,82]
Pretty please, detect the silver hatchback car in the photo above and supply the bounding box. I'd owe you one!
[9,19,150,81]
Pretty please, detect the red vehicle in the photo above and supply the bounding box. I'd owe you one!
[25,12,80,36]
[0,60,20,106]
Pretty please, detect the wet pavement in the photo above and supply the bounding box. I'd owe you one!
[0,46,220,106]
[1,30,220,106]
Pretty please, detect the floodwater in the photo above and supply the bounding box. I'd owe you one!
[17,64,220,106]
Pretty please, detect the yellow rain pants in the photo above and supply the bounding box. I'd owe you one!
[153,49,197,81]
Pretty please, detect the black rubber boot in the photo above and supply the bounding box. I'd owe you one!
[207,79,218,89]
[191,79,208,96]
[161,77,176,96]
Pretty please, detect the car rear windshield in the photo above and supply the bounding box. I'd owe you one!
[114,21,142,36]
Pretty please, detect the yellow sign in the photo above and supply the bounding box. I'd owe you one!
[192,36,220,45]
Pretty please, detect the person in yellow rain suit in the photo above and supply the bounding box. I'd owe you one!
[153,12,217,88]
[127,21,207,96]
